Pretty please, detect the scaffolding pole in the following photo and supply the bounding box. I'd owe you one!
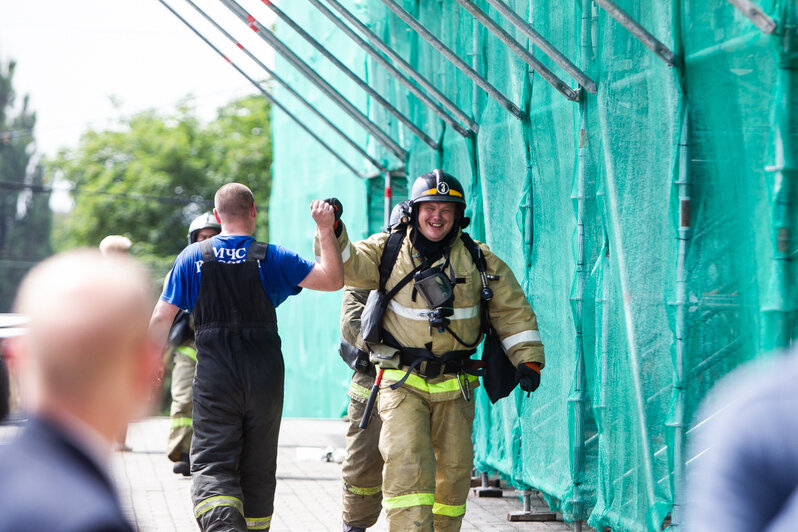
[156,0,362,178]
[263,1,439,150]
[218,0,407,161]
[593,0,675,65]
[307,0,471,138]
[181,0,386,172]
[318,0,479,133]
[455,0,578,101]
[762,2,797,351]
[727,0,777,34]
[482,0,597,93]
[378,0,524,119]
[669,0,688,526]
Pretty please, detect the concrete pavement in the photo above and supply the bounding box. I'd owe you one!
[114,417,580,531]
[1,416,584,531]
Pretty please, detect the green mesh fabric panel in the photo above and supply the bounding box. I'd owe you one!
[270,0,798,530]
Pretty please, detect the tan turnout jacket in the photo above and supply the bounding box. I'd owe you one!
[326,224,545,387]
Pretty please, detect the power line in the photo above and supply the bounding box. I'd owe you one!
[0,180,213,206]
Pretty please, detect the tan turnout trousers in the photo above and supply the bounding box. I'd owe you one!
[378,374,477,532]
[343,370,384,528]
[168,346,196,461]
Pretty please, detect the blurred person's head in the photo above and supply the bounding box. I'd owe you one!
[214,183,257,235]
[4,249,158,444]
[98,235,132,256]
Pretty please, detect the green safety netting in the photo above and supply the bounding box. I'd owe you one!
[268,0,797,530]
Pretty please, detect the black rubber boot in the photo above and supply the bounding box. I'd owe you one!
[173,453,190,476]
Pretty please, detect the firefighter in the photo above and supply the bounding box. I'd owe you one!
[149,183,343,531]
[324,170,545,531]
[335,202,411,532]
[165,212,221,476]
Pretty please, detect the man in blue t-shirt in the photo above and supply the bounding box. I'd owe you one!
[150,183,343,531]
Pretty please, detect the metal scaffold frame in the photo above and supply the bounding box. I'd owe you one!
[180,0,386,173]
[378,0,524,119]
[315,0,479,133]
[455,0,579,101]
[156,0,364,177]
[218,0,408,161]
[262,1,440,150]
[306,0,472,137]
[593,0,675,65]
[483,0,597,93]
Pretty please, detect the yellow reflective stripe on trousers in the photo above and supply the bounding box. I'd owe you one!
[245,515,272,530]
[176,345,197,362]
[432,501,467,517]
[384,492,435,510]
[348,380,371,401]
[170,416,192,428]
[382,370,478,394]
[345,482,382,496]
[194,495,244,518]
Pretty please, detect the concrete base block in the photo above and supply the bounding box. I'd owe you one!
[472,487,504,498]
[507,510,557,522]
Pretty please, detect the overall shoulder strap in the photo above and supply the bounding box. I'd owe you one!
[199,239,215,263]
[378,229,407,292]
[247,241,268,262]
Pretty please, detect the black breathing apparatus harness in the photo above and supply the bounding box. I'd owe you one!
[361,216,498,399]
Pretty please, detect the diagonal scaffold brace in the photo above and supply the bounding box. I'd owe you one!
[592,0,675,65]
[180,0,387,173]
[482,0,597,93]
[378,0,524,119]
[218,0,408,161]
[727,0,778,34]
[455,0,579,101]
[155,0,364,177]
[307,0,472,137]
[262,1,440,150]
[315,0,479,134]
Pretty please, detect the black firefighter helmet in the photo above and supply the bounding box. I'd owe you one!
[409,169,466,207]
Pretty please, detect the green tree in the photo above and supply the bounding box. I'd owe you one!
[0,59,52,312]
[49,95,272,275]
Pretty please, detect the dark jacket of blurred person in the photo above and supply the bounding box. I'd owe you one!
[685,350,798,531]
[0,249,158,532]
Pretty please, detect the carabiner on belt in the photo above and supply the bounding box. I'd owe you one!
[457,369,471,402]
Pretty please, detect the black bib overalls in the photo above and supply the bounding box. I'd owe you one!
[190,239,284,532]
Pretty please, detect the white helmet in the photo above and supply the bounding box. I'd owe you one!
[188,212,221,244]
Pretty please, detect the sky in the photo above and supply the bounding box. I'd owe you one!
[0,0,277,159]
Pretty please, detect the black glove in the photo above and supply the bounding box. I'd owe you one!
[324,197,343,237]
[517,362,541,394]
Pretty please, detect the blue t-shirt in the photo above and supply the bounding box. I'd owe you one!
[160,235,314,311]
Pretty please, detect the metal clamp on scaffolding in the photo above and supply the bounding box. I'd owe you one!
[157,0,363,177]
[218,0,408,161]
[181,0,386,173]
[378,0,524,119]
